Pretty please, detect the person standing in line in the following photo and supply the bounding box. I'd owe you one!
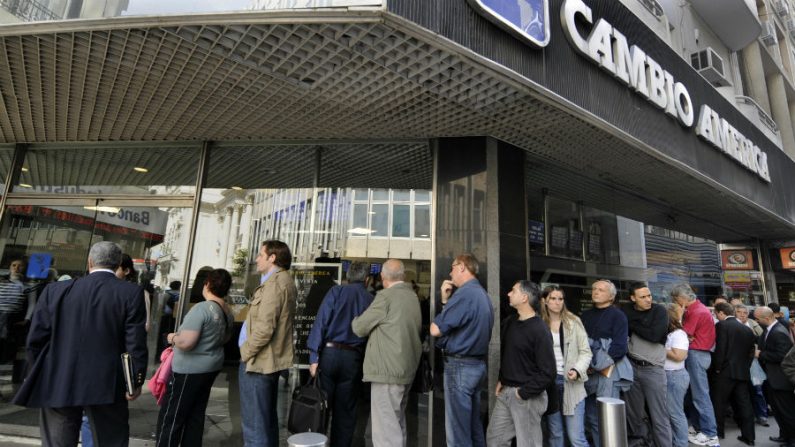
[712,302,756,446]
[307,261,373,447]
[540,286,591,447]
[670,284,719,447]
[664,303,690,447]
[754,306,795,447]
[580,279,628,447]
[352,259,421,447]
[157,268,234,446]
[430,253,494,447]
[238,240,297,447]
[735,304,770,428]
[623,282,672,447]
[13,241,147,447]
[486,280,555,447]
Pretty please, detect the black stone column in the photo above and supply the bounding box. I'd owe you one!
[430,136,527,445]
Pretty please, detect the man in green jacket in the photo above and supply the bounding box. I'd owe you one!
[352,259,421,447]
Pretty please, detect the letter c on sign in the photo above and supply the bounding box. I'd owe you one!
[561,0,592,56]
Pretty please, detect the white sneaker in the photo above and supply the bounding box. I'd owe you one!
[689,432,720,446]
[688,426,697,436]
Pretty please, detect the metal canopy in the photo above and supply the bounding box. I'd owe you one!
[0,11,790,241]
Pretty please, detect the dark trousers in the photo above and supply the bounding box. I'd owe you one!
[764,383,795,441]
[712,375,754,440]
[318,346,363,447]
[156,370,219,447]
[40,397,129,447]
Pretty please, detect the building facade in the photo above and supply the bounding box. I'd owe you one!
[0,0,793,444]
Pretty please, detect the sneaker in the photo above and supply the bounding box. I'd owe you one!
[690,432,720,446]
[689,426,698,436]
[756,416,770,426]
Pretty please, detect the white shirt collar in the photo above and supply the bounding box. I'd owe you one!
[91,268,116,275]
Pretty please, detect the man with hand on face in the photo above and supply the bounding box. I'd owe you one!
[622,282,672,447]
[712,302,756,446]
[431,253,494,447]
[754,306,795,447]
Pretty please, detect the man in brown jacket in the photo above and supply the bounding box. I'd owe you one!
[238,240,297,446]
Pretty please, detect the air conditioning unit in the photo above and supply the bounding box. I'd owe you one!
[690,48,731,87]
[775,0,791,17]
[761,20,779,46]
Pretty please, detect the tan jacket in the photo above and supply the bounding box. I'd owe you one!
[239,269,296,374]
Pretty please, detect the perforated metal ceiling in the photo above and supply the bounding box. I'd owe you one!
[0,13,790,241]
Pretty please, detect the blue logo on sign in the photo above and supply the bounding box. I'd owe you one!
[468,0,549,47]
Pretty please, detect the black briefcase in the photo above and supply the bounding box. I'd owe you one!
[287,375,329,434]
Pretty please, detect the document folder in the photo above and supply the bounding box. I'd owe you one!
[121,353,135,395]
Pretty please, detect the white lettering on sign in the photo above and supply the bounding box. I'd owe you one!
[561,0,770,182]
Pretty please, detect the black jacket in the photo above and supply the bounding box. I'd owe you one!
[759,322,795,391]
[713,317,755,380]
[13,271,147,407]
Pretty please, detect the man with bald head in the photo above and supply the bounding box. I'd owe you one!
[755,306,795,447]
[352,259,421,447]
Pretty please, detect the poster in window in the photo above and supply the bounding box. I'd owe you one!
[290,263,342,367]
[569,229,583,252]
[551,226,568,249]
[528,220,545,245]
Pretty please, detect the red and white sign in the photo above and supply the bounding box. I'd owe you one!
[721,250,754,270]
[780,248,795,269]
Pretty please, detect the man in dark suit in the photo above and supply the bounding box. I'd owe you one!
[712,302,756,445]
[13,241,147,447]
[755,306,795,447]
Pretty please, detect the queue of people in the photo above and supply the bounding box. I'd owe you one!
[11,239,795,447]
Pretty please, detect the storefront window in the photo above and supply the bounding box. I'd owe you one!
[393,204,411,237]
[583,207,620,264]
[547,196,583,260]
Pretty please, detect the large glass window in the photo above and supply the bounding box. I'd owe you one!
[547,196,583,260]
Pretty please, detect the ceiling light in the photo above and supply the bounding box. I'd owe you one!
[133,167,148,173]
[347,227,375,235]
[20,167,28,172]
[18,183,32,188]
[84,205,121,213]
[231,186,243,190]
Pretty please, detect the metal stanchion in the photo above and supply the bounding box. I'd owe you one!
[597,397,628,447]
[287,432,327,447]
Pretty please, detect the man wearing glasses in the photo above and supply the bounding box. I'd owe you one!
[431,254,494,446]
[580,279,628,447]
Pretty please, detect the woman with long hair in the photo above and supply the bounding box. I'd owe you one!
[665,302,690,447]
[541,286,592,447]
[157,268,234,446]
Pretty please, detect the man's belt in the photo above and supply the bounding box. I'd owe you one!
[325,342,362,352]
[443,352,486,361]
[628,356,656,367]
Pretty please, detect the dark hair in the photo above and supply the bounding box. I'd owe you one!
[516,280,541,314]
[205,269,232,298]
[347,262,369,283]
[119,254,138,283]
[769,302,781,313]
[714,302,735,317]
[262,240,292,270]
[628,282,648,297]
[169,280,181,290]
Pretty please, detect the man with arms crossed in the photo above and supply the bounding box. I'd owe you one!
[352,259,421,447]
[431,253,494,447]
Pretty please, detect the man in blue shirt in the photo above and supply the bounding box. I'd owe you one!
[431,253,494,447]
[307,262,373,447]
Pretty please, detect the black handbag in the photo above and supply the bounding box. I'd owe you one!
[411,352,433,393]
[287,374,329,434]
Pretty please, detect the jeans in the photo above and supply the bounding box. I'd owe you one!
[685,350,717,437]
[443,357,487,447]
[80,414,94,447]
[751,384,768,418]
[486,387,546,447]
[546,375,589,447]
[239,363,281,447]
[318,347,363,447]
[666,368,690,447]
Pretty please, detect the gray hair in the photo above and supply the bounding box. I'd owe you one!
[381,259,405,281]
[347,262,369,283]
[670,283,696,301]
[734,304,748,313]
[594,279,617,298]
[516,280,541,313]
[89,241,122,270]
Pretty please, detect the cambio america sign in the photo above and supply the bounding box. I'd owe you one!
[473,0,771,182]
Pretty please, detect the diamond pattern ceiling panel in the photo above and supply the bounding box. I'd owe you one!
[0,14,790,240]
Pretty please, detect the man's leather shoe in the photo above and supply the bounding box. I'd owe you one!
[737,436,754,446]
[771,436,787,443]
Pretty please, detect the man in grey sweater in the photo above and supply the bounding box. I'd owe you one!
[622,282,672,447]
[352,259,422,447]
